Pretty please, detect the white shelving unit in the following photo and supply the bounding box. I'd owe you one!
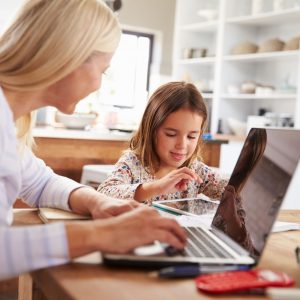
[223,50,299,62]
[221,93,297,100]
[177,57,216,65]
[180,21,218,32]
[173,0,300,134]
[226,7,300,25]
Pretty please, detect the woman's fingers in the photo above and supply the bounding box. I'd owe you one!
[115,207,187,251]
[133,207,187,245]
[154,230,186,249]
[156,217,187,245]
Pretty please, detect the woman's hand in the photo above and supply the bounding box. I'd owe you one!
[135,167,202,201]
[89,194,140,219]
[65,206,187,258]
[68,187,140,218]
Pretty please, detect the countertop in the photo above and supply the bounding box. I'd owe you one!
[33,126,230,143]
[33,126,133,141]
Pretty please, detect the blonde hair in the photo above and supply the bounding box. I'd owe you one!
[0,0,121,147]
[130,81,208,174]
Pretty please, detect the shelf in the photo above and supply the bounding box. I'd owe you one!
[174,0,300,133]
[223,50,299,62]
[180,21,218,32]
[222,94,297,100]
[214,133,245,142]
[226,7,300,26]
[177,57,215,65]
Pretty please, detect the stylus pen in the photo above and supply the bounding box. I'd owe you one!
[149,265,250,278]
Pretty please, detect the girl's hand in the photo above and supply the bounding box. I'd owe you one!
[154,167,202,195]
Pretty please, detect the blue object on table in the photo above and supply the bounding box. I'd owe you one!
[154,265,250,278]
[202,133,212,140]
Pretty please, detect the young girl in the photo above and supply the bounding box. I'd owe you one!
[98,81,228,211]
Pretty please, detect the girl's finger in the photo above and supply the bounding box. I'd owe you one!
[176,167,203,183]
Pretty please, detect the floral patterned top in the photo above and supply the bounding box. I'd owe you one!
[98,151,228,209]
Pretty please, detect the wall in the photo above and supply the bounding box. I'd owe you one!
[118,0,176,76]
[0,0,176,77]
[0,0,24,32]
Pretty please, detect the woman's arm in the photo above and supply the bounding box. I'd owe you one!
[19,147,140,218]
[0,222,70,280]
[68,187,139,218]
[0,206,186,281]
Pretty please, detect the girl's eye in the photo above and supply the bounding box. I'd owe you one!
[165,133,176,137]
[188,136,197,139]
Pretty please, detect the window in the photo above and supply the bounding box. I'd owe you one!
[99,30,153,107]
[76,30,153,119]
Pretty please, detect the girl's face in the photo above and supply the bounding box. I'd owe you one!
[47,52,113,114]
[155,108,203,172]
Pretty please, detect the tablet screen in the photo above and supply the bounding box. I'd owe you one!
[153,196,220,217]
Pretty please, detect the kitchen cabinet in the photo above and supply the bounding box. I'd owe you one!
[173,0,300,134]
[33,137,130,182]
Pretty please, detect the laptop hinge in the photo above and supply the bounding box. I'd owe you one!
[210,226,251,257]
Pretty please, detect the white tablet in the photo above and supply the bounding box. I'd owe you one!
[152,194,220,217]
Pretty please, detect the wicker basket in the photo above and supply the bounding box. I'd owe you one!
[258,38,285,53]
[231,42,258,55]
[284,36,300,51]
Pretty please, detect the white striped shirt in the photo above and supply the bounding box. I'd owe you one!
[0,87,82,280]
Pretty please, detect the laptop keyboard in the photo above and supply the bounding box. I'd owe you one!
[166,227,234,259]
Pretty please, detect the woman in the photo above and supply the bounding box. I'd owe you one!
[0,0,185,280]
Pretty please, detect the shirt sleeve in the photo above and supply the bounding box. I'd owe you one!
[97,152,140,199]
[19,147,83,210]
[0,148,85,280]
[196,161,229,199]
[0,222,69,280]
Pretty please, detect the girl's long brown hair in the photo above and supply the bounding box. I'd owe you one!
[130,81,207,173]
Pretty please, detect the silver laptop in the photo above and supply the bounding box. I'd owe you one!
[103,128,300,268]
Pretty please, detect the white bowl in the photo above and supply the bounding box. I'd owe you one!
[197,9,218,21]
[56,112,97,129]
[227,117,247,136]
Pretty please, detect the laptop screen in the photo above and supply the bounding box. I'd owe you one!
[212,128,300,258]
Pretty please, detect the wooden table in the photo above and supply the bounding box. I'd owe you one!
[14,209,300,300]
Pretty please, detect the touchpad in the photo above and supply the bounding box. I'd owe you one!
[133,241,165,256]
